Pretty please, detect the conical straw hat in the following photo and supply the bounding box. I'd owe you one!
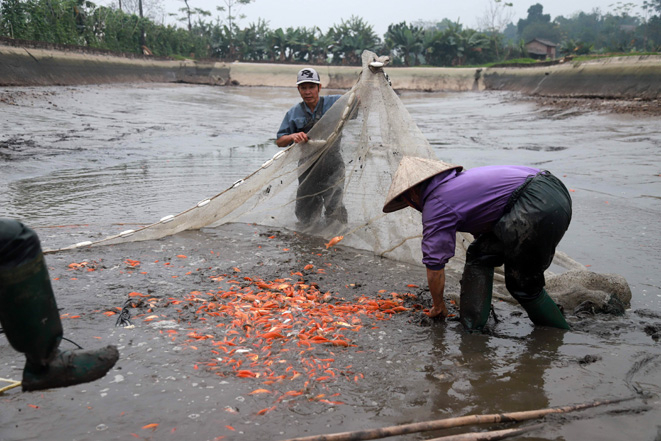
[382,156,462,213]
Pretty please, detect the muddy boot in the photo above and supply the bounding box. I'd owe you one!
[0,251,119,391]
[518,289,570,330]
[459,264,494,331]
[22,346,120,391]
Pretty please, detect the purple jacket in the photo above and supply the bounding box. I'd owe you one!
[421,165,540,270]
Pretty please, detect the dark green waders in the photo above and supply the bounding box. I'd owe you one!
[518,289,570,330]
[459,266,569,331]
[0,220,118,391]
[459,171,571,331]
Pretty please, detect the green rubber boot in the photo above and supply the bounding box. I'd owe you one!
[459,264,494,331]
[21,346,120,391]
[518,289,570,330]
[0,252,119,391]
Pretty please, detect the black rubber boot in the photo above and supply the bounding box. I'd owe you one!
[518,289,570,330]
[459,263,494,331]
[22,346,120,391]
[0,251,119,391]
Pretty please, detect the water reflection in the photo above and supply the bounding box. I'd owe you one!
[426,325,565,436]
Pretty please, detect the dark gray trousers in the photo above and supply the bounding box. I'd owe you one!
[465,172,572,301]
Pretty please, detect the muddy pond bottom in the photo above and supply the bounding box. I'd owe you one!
[1,84,660,440]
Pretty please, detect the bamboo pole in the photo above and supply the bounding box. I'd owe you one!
[280,397,635,441]
[0,378,21,394]
[427,424,542,441]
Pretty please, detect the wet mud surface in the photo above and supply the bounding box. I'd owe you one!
[1,84,660,440]
[2,223,660,441]
[524,95,661,116]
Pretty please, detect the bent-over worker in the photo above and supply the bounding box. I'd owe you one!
[382,156,571,330]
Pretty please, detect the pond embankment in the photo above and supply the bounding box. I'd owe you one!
[1,41,660,100]
[481,55,661,100]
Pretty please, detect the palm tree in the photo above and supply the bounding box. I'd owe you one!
[284,26,301,61]
[328,16,380,65]
[236,19,269,60]
[384,21,423,66]
[421,28,444,66]
[421,22,462,66]
[269,27,287,61]
[310,28,333,64]
[293,26,319,62]
[460,29,490,65]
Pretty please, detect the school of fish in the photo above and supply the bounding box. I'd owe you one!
[100,259,416,417]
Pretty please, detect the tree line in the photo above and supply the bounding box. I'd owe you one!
[1,0,660,66]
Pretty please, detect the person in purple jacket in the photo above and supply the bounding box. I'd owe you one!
[383,156,571,330]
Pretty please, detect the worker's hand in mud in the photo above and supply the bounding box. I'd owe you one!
[291,132,309,144]
[426,303,448,319]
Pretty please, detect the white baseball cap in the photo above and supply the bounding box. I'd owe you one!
[296,68,321,85]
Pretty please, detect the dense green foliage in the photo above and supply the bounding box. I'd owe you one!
[0,0,659,65]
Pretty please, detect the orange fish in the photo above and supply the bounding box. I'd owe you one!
[325,236,344,249]
[249,389,272,395]
[257,406,276,415]
[319,399,345,405]
[328,339,350,347]
[284,390,303,397]
[128,292,149,297]
[260,331,285,339]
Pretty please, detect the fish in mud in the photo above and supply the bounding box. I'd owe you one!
[325,235,344,249]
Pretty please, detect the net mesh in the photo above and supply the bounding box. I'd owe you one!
[48,50,585,280]
[49,51,467,268]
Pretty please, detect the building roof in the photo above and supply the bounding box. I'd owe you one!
[525,38,558,47]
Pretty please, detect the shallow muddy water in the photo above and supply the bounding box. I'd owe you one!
[1,84,660,441]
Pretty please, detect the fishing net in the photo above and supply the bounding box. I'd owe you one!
[50,50,462,269]
[49,50,624,307]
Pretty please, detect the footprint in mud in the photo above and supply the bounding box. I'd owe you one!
[625,353,661,395]
[577,354,602,366]
[644,324,661,341]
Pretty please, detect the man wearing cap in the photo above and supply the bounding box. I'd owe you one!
[383,156,571,331]
[276,68,348,229]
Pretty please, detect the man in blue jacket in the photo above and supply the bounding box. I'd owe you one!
[383,156,571,330]
[276,68,348,230]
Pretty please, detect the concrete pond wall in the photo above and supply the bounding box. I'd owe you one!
[481,55,661,100]
[1,43,660,99]
[0,45,230,86]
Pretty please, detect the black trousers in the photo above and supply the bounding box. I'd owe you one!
[0,218,41,269]
[465,172,572,301]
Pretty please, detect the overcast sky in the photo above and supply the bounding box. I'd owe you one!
[155,0,647,36]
